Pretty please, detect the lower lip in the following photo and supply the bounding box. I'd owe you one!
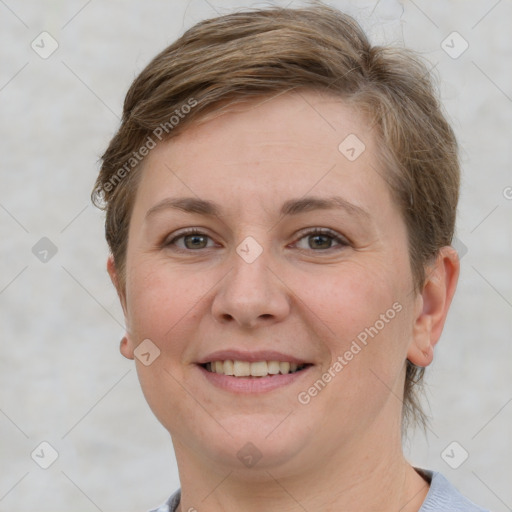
[197,364,312,393]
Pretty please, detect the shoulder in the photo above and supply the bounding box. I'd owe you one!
[418,469,491,512]
[147,489,181,512]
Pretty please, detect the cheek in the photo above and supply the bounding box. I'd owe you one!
[295,259,412,405]
[296,258,403,344]
[124,257,216,355]
[124,260,214,426]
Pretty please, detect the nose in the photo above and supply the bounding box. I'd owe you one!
[211,246,291,329]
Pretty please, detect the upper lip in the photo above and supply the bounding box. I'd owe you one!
[196,350,312,365]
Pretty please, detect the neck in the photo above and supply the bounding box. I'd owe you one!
[172,419,429,512]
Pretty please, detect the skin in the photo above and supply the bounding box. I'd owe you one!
[108,90,459,512]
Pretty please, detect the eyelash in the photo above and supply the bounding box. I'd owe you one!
[164,227,349,252]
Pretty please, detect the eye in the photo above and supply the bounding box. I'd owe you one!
[293,228,349,251]
[164,227,349,252]
[165,229,216,250]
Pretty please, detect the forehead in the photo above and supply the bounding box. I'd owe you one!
[133,90,392,221]
[172,90,370,166]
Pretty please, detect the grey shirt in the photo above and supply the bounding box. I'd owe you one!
[149,469,490,512]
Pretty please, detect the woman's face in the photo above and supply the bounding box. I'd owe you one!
[115,90,427,474]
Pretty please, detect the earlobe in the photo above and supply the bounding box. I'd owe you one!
[120,336,135,360]
[407,246,460,367]
[407,334,434,368]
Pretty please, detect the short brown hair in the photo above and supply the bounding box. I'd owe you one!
[92,3,459,430]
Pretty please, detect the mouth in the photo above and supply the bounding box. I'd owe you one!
[200,360,312,378]
[195,350,314,393]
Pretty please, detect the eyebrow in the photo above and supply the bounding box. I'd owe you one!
[145,195,371,220]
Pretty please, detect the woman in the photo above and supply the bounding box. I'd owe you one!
[92,4,489,511]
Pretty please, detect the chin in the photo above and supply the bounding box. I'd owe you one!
[192,416,313,473]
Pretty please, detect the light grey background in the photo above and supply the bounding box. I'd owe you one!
[1,1,511,511]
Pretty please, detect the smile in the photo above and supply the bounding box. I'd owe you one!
[201,360,310,377]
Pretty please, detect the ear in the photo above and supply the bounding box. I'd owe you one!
[107,255,134,360]
[407,246,460,367]
[107,255,127,315]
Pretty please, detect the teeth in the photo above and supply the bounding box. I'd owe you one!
[223,360,234,376]
[267,361,280,374]
[280,361,290,374]
[250,361,268,377]
[205,360,306,377]
[233,361,250,377]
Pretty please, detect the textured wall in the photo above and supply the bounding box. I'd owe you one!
[1,1,511,511]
